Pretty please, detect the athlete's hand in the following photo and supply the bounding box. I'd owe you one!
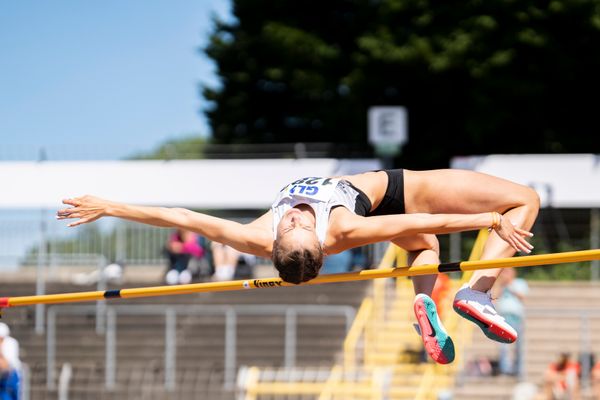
[493,216,534,254]
[56,195,111,227]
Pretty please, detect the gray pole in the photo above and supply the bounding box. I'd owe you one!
[164,308,177,391]
[450,233,462,262]
[105,308,116,390]
[96,255,107,335]
[36,209,47,335]
[116,223,126,264]
[46,308,56,390]
[224,309,237,390]
[580,314,591,387]
[591,209,599,281]
[284,309,297,368]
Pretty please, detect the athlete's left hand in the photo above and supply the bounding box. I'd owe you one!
[56,195,110,227]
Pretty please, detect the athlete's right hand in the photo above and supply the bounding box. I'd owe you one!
[56,195,110,227]
[493,215,534,254]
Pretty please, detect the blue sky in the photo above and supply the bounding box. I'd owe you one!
[0,0,232,160]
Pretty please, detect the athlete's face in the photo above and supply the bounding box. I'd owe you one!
[276,208,318,248]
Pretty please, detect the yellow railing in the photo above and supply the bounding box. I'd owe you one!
[246,373,385,400]
[344,298,374,370]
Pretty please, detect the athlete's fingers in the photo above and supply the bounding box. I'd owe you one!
[514,234,532,253]
[57,208,77,217]
[515,227,534,237]
[509,237,523,253]
[62,198,82,207]
[504,232,526,253]
[67,220,84,227]
[63,212,82,219]
[514,229,534,249]
[67,215,98,227]
[522,238,534,250]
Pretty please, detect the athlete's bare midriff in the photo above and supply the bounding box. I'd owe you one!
[340,170,388,212]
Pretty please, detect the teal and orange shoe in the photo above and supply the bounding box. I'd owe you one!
[413,293,455,364]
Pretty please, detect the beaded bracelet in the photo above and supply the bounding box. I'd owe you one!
[490,211,502,230]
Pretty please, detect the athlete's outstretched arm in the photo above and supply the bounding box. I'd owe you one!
[57,195,273,257]
[334,211,533,254]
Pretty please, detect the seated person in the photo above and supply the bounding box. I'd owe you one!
[0,323,21,400]
[592,359,600,400]
[211,242,241,281]
[544,352,581,400]
[165,229,204,285]
[210,242,257,281]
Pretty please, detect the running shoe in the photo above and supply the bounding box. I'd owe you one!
[413,293,455,364]
[453,284,518,343]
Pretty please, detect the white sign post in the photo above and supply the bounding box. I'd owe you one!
[368,106,408,157]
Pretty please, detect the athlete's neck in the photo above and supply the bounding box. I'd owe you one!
[293,204,316,225]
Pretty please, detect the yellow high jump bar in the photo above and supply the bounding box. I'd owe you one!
[1,249,599,310]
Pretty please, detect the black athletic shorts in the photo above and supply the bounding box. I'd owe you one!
[349,169,406,217]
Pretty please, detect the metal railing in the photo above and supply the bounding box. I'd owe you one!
[21,363,30,400]
[524,307,600,386]
[46,304,356,391]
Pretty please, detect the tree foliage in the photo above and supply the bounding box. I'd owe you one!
[203,0,600,167]
[131,136,207,160]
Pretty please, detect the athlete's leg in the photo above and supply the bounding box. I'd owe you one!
[404,169,539,342]
[391,234,440,296]
[392,235,454,364]
[404,169,540,290]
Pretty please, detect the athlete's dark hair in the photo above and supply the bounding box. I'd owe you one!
[272,240,324,284]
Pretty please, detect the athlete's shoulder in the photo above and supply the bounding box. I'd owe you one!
[323,208,363,253]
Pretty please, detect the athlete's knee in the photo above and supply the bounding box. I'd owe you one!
[516,186,541,211]
[413,234,440,255]
[394,234,439,257]
[425,234,440,255]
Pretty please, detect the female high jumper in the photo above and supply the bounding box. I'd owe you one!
[57,168,538,364]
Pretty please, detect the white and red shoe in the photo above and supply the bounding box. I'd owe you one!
[453,284,518,343]
[414,294,455,364]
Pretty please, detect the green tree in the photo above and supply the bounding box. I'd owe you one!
[131,135,207,160]
[204,0,600,168]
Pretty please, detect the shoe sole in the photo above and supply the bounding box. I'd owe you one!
[453,300,517,343]
[414,295,455,364]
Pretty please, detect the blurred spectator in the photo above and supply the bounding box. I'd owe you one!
[350,248,369,270]
[592,360,600,400]
[431,273,451,319]
[235,253,257,280]
[0,323,21,400]
[71,261,123,286]
[544,352,581,400]
[496,267,529,377]
[321,250,353,274]
[165,229,204,285]
[512,382,538,400]
[211,242,258,281]
[465,355,493,377]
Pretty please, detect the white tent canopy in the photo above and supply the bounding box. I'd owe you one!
[3,154,597,209]
[0,159,381,209]
[451,154,600,208]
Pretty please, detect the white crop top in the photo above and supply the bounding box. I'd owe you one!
[271,177,361,244]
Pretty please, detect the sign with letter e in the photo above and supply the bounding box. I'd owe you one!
[368,106,408,146]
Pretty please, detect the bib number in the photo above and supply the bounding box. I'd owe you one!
[283,177,338,201]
